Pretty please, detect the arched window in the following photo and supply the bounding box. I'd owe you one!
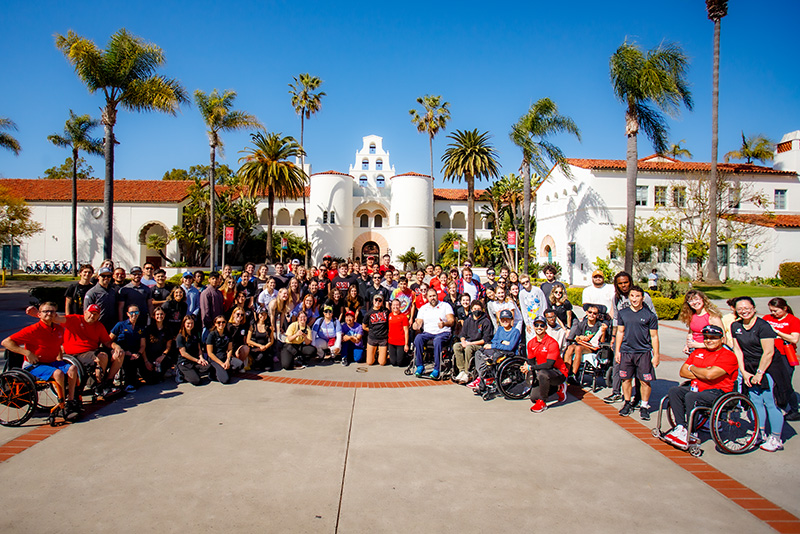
[323,211,328,224]
[359,175,368,187]
[292,209,304,226]
[435,211,450,229]
[369,143,376,154]
[360,214,369,227]
[376,159,383,170]
[452,212,467,229]
[362,159,369,170]
[376,175,385,188]
[276,208,291,226]
[330,211,336,224]
[374,214,383,228]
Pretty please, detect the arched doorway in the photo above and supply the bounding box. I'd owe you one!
[361,241,379,263]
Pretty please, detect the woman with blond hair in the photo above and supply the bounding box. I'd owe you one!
[679,290,723,354]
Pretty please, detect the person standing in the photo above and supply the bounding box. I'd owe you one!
[83,267,118,333]
[539,264,565,301]
[615,286,660,420]
[581,270,615,319]
[118,266,153,324]
[518,275,547,337]
[199,271,224,338]
[764,297,800,421]
[647,269,659,291]
[64,264,95,315]
[180,271,200,319]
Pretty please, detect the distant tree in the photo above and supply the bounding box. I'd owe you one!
[161,164,236,183]
[441,129,500,262]
[56,28,189,259]
[47,110,103,275]
[0,118,21,155]
[194,89,262,270]
[237,132,307,261]
[410,95,451,181]
[609,40,693,273]
[0,186,43,273]
[161,168,190,181]
[42,157,98,180]
[289,73,326,268]
[724,132,775,164]
[665,140,693,159]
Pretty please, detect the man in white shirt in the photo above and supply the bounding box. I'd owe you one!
[412,288,455,380]
[581,270,615,317]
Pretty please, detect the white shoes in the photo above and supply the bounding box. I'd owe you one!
[454,371,469,384]
[760,434,784,452]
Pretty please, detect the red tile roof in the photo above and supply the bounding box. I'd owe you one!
[722,213,800,228]
[567,155,796,175]
[310,170,353,178]
[0,179,196,203]
[433,188,486,200]
[391,172,431,179]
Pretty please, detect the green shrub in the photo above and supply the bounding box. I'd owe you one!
[652,296,682,320]
[566,287,583,307]
[28,287,67,311]
[779,262,800,287]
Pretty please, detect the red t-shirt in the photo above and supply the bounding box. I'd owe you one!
[685,346,738,392]
[63,314,113,354]
[763,313,800,365]
[414,292,428,310]
[388,312,409,346]
[526,335,568,377]
[9,321,65,364]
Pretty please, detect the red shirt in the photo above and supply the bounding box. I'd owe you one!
[63,314,113,354]
[526,334,568,377]
[685,346,738,392]
[9,321,64,364]
[379,264,396,275]
[763,313,800,365]
[388,312,409,346]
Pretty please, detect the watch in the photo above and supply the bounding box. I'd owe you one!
[755,369,764,375]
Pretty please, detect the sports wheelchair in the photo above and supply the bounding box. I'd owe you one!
[404,336,454,381]
[473,350,533,401]
[651,388,760,457]
[576,342,614,392]
[0,350,90,427]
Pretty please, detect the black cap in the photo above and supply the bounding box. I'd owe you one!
[701,325,724,337]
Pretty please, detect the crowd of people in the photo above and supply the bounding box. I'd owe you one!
[2,255,797,452]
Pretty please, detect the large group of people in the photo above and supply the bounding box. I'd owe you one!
[2,255,797,453]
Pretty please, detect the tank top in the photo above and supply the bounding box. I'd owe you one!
[689,313,711,343]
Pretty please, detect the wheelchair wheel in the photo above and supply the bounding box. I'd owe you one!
[711,392,759,454]
[496,358,532,400]
[604,366,614,388]
[0,371,37,426]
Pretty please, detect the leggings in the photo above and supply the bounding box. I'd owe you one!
[530,369,566,402]
[209,357,243,384]
[281,344,316,370]
[178,360,206,386]
[388,344,406,367]
[749,374,784,437]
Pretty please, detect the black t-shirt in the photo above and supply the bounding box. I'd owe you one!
[151,285,171,304]
[271,274,289,290]
[206,329,231,359]
[362,308,389,343]
[227,323,250,349]
[145,323,171,360]
[540,281,566,300]
[161,299,187,331]
[618,306,658,353]
[236,280,258,300]
[548,300,573,325]
[732,318,777,374]
[325,298,345,321]
[176,332,201,361]
[331,275,357,295]
[64,281,95,315]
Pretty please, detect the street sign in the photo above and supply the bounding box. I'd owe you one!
[281,238,288,250]
[453,240,460,252]
[507,231,517,249]
[224,226,234,245]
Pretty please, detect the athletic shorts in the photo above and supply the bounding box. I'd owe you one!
[619,352,656,382]
[367,338,388,348]
[25,361,73,381]
[68,350,100,367]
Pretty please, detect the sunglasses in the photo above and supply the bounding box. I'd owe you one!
[703,335,723,340]
[128,311,140,315]
[215,320,226,325]
[39,309,57,315]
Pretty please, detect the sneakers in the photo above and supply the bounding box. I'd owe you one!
[556,382,567,403]
[64,400,82,422]
[639,405,651,421]
[430,369,440,380]
[466,377,481,390]
[567,375,581,387]
[454,371,469,384]
[341,356,349,367]
[618,401,633,417]
[415,365,424,378]
[530,399,548,413]
[604,393,623,404]
[785,411,800,422]
[760,434,784,452]
[125,384,137,393]
[665,425,688,448]
[294,361,306,370]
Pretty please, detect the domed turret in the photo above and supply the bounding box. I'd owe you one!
[308,170,353,263]
[389,172,434,264]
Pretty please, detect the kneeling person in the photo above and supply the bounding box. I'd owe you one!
[523,317,569,413]
[664,325,738,448]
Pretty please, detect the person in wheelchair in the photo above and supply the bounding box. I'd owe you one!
[664,325,739,449]
[2,302,82,421]
[522,316,569,413]
[564,304,610,386]
[468,310,520,392]
[412,288,455,379]
[453,300,494,384]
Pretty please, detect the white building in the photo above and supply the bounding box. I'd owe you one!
[1,135,492,270]
[535,130,800,284]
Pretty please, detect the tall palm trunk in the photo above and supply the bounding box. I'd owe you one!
[706,16,722,283]
[71,147,78,276]
[429,133,435,265]
[467,174,475,262]
[624,109,638,274]
[208,141,217,270]
[522,159,531,274]
[266,190,275,261]
[300,115,310,267]
[101,110,115,261]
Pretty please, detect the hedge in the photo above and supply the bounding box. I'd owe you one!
[651,296,682,320]
[779,262,800,287]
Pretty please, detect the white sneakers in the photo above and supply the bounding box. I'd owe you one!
[760,434,784,452]
[454,371,469,384]
[665,425,688,448]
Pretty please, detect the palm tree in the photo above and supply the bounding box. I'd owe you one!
[666,140,693,159]
[706,0,728,284]
[238,132,307,261]
[510,98,581,273]
[0,118,21,155]
[289,74,326,268]
[610,40,693,273]
[47,111,103,275]
[441,129,500,262]
[194,89,262,270]
[55,29,188,259]
[724,132,774,164]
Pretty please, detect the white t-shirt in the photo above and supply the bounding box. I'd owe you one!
[487,300,524,333]
[257,289,278,311]
[462,280,478,301]
[581,284,615,316]
[519,286,547,329]
[417,301,454,335]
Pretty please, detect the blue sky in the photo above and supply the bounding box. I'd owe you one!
[2,0,798,187]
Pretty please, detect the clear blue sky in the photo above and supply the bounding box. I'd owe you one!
[2,0,798,187]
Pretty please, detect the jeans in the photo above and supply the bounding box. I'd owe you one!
[749,374,784,437]
[209,357,243,384]
[413,332,451,371]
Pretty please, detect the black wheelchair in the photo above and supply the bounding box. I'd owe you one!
[651,388,760,457]
[404,336,454,381]
[576,342,614,392]
[473,350,533,401]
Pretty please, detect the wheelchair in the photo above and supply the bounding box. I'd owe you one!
[576,342,614,392]
[474,350,533,401]
[651,388,760,457]
[404,336,454,381]
[0,351,86,427]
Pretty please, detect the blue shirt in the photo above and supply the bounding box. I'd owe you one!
[110,319,146,353]
[183,283,200,317]
[490,326,521,352]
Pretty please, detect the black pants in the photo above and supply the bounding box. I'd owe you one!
[668,386,724,428]
[530,369,566,402]
[388,344,406,367]
[178,360,207,386]
[281,344,316,370]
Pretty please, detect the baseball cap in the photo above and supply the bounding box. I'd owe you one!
[130,266,143,274]
[499,309,513,320]
[97,267,112,276]
[182,270,193,279]
[533,316,547,326]
[292,259,300,265]
[345,310,355,317]
[323,305,334,313]
[592,270,605,278]
[86,304,101,313]
[701,325,724,337]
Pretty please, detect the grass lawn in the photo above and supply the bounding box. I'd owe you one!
[690,281,800,300]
